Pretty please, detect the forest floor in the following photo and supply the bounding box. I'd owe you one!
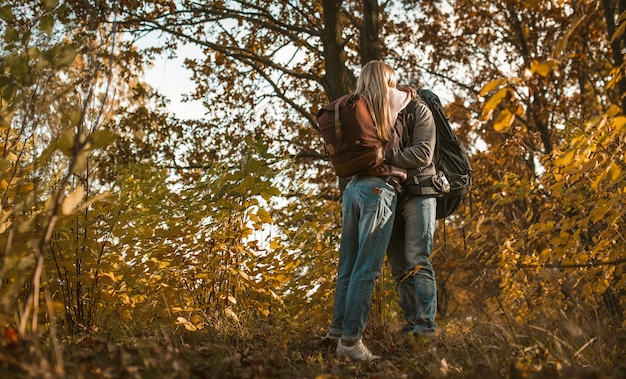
[1,317,625,379]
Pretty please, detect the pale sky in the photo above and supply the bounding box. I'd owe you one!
[142,41,206,120]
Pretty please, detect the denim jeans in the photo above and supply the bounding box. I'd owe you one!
[387,195,437,335]
[330,176,398,342]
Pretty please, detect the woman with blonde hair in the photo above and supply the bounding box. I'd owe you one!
[327,60,412,361]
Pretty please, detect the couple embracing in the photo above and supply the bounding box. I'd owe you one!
[326,60,438,361]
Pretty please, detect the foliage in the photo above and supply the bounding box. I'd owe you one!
[485,109,626,331]
[0,0,625,377]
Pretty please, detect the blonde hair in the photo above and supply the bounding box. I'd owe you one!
[354,60,398,142]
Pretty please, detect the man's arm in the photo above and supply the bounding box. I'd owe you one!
[384,101,436,169]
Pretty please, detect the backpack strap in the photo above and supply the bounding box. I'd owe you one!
[333,95,353,138]
[401,100,417,149]
[400,97,441,197]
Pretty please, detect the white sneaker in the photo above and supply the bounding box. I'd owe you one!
[336,339,380,361]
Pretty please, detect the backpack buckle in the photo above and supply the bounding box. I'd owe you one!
[432,171,450,193]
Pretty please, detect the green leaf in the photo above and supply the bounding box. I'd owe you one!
[4,28,19,42]
[72,150,90,174]
[52,45,78,68]
[244,156,263,171]
[39,14,54,34]
[0,5,13,21]
[0,108,14,129]
[21,30,30,44]
[42,0,59,11]
[90,128,118,150]
[57,128,75,156]
[8,55,28,80]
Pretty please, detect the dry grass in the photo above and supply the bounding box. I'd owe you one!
[0,314,624,379]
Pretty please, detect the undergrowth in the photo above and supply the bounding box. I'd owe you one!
[0,314,624,378]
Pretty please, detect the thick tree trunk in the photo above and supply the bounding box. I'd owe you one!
[320,0,356,101]
[603,0,626,114]
[361,0,381,65]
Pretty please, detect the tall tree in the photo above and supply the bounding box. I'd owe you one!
[603,0,626,113]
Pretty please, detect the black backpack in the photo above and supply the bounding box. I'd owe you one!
[403,89,472,219]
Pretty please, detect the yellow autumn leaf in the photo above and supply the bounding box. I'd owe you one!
[256,208,274,223]
[553,15,585,59]
[612,116,626,132]
[237,269,250,281]
[591,169,607,189]
[609,162,622,181]
[176,316,188,324]
[535,61,552,77]
[249,213,259,223]
[479,77,507,97]
[482,88,508,120]
[570,135,587,148]
[530,59,539,72]
[607,105,622,117]
[176,317,197,331]
[555,149,576,167]
[100,271,117,281]
[119,309,132,320]
[493,109,514,132]
[119,294,131,304]
[61,185,84,215]
[18,182,34,193]
[241,175,256,188]
[606,67,623,90]
[72,150,90,174]
[590,200,609,222]
[269,239,279,249]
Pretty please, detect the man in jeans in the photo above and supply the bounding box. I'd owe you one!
[384,93,438,337]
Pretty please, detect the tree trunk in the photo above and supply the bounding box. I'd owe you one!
[361,0,381,65]
[603,0,626,114]
[320,0,356,101]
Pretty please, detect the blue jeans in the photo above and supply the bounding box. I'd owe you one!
[387,195,437,335]
[330,176,398,342]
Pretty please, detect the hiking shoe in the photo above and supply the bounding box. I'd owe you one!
[336,339,380,361]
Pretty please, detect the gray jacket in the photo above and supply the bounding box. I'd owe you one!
[384,98,436,184]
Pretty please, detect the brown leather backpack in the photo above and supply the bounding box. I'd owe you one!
[316,94,384,177]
